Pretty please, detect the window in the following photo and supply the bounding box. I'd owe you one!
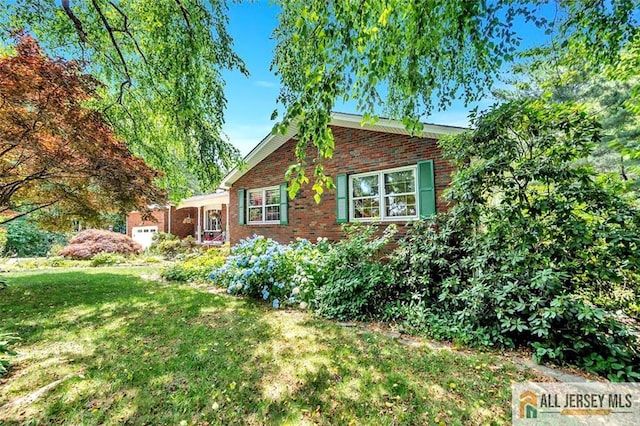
[247,186,280,223]
[349,166,417,221]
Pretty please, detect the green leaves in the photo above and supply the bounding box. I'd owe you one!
[2,1,246,199]
[272,0,639,197]
[0,333,19,377]
[390,98,640,380]
[272,0,519,197]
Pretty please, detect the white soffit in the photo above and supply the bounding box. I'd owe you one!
[221,113,466,188]
[176,192,229,209]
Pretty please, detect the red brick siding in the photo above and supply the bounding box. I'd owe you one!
[170,207,198,238]
[229,126,454,245]
[126,209,167,237]
[127,206,198,239]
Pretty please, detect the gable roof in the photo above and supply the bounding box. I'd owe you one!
[221,112,467,188]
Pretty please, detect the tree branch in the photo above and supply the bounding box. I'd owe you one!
[174,0,194,38]
[61,0,89,43]
[90,0,131,103]
[0,199,61,225]
[107,1,151,67]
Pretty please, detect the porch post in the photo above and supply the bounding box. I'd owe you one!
[197,206,201,243]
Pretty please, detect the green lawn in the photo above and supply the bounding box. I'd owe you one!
[0,267,540,425]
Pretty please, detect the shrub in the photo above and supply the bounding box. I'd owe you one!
[387,99,640,380]
[211,235,329,308]
[313,224,396,320]
[90,252,127,267]
[58,229,142,259]
[48,242,66,257]
[315,261,392,320]
[2,217,67,257]
[0,227,7,255]
[211,226,396,316]
[150,233,199,259]
[0,333,19,377]
[161,249,227,282]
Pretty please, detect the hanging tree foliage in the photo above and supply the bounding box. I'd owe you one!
[0,33,165,227]
[2,0,247,199]
[271,0,640,196]
[4,1,638,199]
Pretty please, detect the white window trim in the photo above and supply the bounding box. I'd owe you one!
[349,165,418,222]
[247,186,280,224]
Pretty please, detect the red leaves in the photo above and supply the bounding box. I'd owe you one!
[58,229,142,259]
[0,33,165,226]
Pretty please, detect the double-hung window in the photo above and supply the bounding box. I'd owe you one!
[349,166,418,221]
[247,186,280,223]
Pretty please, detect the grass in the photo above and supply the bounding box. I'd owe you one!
[0,267,540,425]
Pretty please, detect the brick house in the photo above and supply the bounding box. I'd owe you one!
[221,113,464,245]
[126,192,228,249]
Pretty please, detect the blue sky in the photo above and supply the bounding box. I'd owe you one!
[222,1,498,156]
[222,1,283,156]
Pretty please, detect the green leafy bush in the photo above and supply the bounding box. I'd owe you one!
[0,333,19,377]
[314,224,396,320]
[150,233,199,259]
[388,99,640,380]
[90,252,127,267]
[0,257,88,271]
[0,227,7,255]
[161,249,227,282]
[2,217,67,257]
[212,225,395,318]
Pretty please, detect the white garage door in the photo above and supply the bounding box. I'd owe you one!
[131,226,158,249]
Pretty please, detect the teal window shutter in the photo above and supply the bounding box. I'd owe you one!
[238,188,245,225]
[336,174,348,223]
[417,160,436,218]
[279,183,288,225]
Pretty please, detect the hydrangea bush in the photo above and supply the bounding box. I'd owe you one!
[210,235,329,308]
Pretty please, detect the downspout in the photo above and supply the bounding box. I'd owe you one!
[167,205,172,235]
[225,202,229,242]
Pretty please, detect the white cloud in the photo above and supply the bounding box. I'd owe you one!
[254,80,278,89]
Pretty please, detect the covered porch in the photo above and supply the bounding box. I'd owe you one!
[175,191,229,245]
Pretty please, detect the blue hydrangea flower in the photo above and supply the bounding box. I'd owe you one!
[272,299,280,309]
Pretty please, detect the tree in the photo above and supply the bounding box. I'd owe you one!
[496,46,640,184]
[0,33,165,228]
[271,0,639,195]
[2,1,247,199]
[4,2,637,199]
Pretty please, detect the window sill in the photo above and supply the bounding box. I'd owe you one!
[246,221,282,226]
[350,217,418,223]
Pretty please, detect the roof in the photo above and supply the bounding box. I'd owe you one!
[176,191,229,209]
[221,112,467,188]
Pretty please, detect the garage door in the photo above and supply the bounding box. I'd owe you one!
[131,226,158,249]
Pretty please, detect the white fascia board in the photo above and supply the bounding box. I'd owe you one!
[221,113,467,188]
[221,122,298,188]
[176,192,229,209]
[329,112,467,137]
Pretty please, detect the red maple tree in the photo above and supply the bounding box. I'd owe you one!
[0,33,165,227]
